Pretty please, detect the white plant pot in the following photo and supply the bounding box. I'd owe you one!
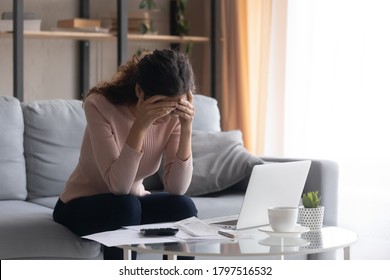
[298,206,325,231]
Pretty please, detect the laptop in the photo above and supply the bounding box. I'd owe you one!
[213,160,312,230]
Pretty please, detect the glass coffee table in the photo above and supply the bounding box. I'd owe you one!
[118,225,358,260]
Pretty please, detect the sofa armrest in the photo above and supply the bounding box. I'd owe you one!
[262,157,339,227]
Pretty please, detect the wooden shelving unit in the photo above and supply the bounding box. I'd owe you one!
[1,31,209,43]
[6,0,215,101]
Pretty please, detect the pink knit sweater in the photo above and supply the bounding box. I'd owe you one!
[60,94,193,203]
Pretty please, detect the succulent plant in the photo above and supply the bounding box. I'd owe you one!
[302,191,321,208]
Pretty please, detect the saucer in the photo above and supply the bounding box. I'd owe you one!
[258,224,310,237]
[258,236,310,247]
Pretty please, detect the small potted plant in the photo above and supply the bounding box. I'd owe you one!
[298,191,325,230]
[138,0,158,34]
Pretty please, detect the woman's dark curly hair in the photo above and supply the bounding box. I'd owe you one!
[85,49,196,105]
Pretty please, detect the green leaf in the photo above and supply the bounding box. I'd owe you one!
[302,191,321,208]
[139,0,156,10]
[185,42,193,54]
[139,22,148,34]
[179,0,188,12]
[139,0,147,9]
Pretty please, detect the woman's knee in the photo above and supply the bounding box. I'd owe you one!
[114,194,141,210]
[170,195,198,218]
[110,194,142,225]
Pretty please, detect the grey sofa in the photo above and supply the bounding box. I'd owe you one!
[0,94,338,260]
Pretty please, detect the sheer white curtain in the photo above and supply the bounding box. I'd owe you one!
[275,0,390,258]
[247,0,272,155]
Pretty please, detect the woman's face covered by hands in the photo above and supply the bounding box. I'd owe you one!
[134,86,194,127]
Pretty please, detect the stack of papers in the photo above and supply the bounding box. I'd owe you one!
[82,217,230,247]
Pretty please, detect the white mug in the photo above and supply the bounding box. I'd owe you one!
[268,206,298,232]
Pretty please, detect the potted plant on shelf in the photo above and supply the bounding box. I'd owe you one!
[170,0,193,53]
[138,0,158,34]
[298,191,325,230]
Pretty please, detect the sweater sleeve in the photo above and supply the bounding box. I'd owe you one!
[162,122,193,195]
[83,98,142,194]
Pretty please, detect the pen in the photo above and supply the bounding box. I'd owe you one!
[218,230,236,239]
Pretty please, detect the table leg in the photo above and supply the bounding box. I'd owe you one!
[343,246,351,260]
[123,249,132,260]
[280,237,285,260]
[166,254,178,260]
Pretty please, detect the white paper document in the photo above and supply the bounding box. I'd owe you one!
[82,228,176,247]
[174,216,221,238]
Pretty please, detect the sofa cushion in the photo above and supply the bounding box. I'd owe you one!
[193,94,221,132]
[0,96,27,200]
[22,100,86,200]
[0,200,101,259]
[29,196,58,209]
[186,130,264,196]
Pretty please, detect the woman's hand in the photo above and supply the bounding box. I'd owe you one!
[173,91,195,132]
[174,91,194,161]
[133,94,178,130]
[127,94,177,152]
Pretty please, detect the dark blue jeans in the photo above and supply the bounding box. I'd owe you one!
[53,192,198,259]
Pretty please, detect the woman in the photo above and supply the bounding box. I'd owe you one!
[53,49,198,259]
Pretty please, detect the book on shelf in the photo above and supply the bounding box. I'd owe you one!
[100,11,155,34]
[101,19,153,34]
[53,18,109,34]
[51,27,110,34]
[57,18,101,29]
